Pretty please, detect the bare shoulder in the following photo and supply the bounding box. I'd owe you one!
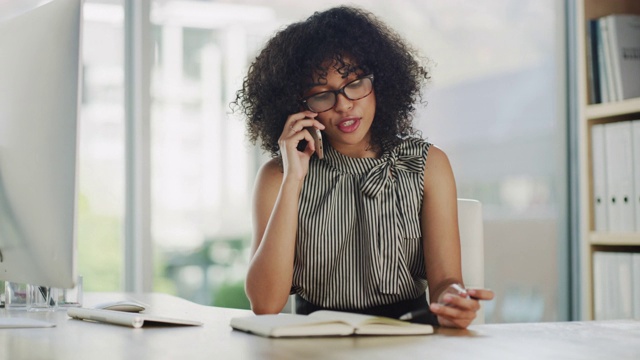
[258,158,283,177]
[255,158,284,190]
[425,144,453,173]
[424,144,456,195]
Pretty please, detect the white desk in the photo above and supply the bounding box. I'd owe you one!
[1,292,639,360]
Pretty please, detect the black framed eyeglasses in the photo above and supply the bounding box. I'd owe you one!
[301,74,374,113]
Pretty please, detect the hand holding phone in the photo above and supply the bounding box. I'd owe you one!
[305,127,324,159]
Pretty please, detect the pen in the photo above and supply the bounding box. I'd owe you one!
[399,308,430,321]
[38,286,56,307]
[448,283,468,297]
[400,283,473,321]
[444,285,483,301]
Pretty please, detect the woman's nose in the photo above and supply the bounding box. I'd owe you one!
[333,93,353,112]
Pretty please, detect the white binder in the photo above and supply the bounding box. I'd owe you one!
[597,18,611,103]
[591,124,608,231]
[633,253,640,319]
[606,15,640,100]
[594,252,635,320]
[632,120,640,231]
[604,15,621,101]
[593,252,606,320]
[604,121,635,232]
[613,253,634,319]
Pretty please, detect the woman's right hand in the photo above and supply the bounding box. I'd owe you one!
[278,111,324,182]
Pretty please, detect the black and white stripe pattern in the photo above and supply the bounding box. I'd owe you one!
[293,137,431,309]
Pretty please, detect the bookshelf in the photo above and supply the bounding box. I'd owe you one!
[575,0,640,320]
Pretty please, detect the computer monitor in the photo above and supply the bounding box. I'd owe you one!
[0,0,82,289]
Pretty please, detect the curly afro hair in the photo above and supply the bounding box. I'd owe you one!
[233,6,430,158]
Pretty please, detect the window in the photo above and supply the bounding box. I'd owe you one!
[78,0,125,291]
[149,1,278,306]
[82,0,569,322]
[410,1,568,322]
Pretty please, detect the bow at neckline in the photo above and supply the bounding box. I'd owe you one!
[322,142,425,294]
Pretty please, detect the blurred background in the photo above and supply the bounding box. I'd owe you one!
[78,0,568,323]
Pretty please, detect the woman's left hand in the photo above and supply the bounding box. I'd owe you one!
[430,288,495,329]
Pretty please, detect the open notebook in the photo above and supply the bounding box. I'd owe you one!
[67,307,203,328]
[230,310,434,338]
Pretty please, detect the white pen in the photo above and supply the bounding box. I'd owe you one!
[400,283,471,321]
[446,283,469,298]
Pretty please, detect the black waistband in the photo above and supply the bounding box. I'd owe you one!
[294,293,439,326]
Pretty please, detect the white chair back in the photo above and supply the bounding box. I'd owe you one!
[457,198,485,324]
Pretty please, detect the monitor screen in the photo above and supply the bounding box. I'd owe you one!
[0,0,82,289]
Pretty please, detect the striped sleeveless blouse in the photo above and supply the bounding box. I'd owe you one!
[293,136,431,310]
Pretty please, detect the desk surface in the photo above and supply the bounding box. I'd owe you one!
[1,292,639,360]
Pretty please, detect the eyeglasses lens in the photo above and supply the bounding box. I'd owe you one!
[306,76,373,113]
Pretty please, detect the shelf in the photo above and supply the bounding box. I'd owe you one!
[585,97,640,120]
[589,232,640,246]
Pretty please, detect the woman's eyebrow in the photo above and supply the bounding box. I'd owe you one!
[307,74,358,90]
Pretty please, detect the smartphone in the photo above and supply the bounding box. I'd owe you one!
[305,127,324,159]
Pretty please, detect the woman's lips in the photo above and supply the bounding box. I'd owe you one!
[337,117,360,133]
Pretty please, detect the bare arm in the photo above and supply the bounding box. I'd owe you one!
[245,160,300,314]
[245,111,324,314]
[421,146,494,328]
[421,146,464,304]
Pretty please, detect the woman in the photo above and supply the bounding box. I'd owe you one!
[234,6,493,328]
